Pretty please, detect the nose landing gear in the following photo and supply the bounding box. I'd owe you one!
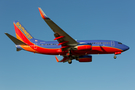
[114,55,117,59]
[114,52,121,59]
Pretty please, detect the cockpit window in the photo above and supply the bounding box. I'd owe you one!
[118,42,122,44]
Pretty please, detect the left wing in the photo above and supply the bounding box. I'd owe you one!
[38,7,78,50]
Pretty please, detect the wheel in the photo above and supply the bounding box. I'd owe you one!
[68,60,72,64]
[114,55,117,59]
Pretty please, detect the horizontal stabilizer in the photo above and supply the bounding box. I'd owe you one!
[16,48,22,51]
[5,33,27,45]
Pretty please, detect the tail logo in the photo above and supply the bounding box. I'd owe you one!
[15,22,33,39]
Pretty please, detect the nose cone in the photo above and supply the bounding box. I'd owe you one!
[123,45,129,51]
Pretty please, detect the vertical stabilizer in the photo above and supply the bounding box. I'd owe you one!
[13,21,34,44]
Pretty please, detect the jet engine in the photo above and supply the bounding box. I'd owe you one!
[77,55,92,62]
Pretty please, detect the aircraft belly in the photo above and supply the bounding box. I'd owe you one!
[71,46,123,55]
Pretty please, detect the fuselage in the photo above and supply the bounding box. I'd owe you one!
[16,39,129,56]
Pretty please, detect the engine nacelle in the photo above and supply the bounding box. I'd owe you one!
[74,45,92,51]
[77,55,92,62]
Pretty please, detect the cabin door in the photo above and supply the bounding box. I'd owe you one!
[34,40,38,49]
[111,41,115,47]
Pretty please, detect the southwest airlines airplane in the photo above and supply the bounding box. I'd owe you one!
[5,8,129,64]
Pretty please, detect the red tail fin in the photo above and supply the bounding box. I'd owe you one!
[13,21,34,44]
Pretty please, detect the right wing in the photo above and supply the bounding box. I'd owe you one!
[38,7,78,50]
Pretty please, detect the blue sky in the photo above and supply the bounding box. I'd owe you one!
[0,0,134,90]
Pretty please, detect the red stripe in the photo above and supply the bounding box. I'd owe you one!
[14,23,32,45]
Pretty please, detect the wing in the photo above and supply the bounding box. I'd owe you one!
[38,7,78,50]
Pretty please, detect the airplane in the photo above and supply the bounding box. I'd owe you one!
[5,7,129,64]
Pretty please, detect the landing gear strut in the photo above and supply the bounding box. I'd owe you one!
[66,49,71,57]
[66,49,72,64]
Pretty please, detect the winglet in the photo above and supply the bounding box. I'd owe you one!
[38,7,49,19]
[55,56,59,62]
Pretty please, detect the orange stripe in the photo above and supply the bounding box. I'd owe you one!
[20,45,37,53]
[16,33,24,42]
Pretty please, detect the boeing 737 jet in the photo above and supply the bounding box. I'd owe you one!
[5,8,129,64]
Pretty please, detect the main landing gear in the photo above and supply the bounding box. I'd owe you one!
[67,49,73,64]
[68,60,72,64]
